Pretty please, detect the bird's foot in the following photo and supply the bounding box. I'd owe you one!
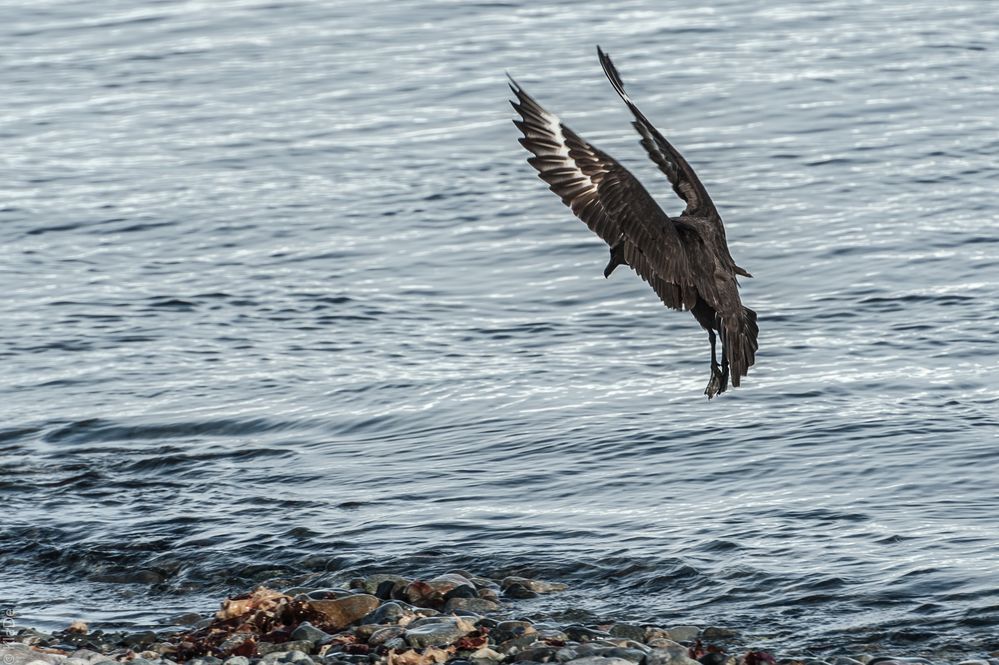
[704,362,728,400]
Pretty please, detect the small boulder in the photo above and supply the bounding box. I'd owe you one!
[309,594,380,630]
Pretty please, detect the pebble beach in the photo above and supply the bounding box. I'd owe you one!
[4,573,997,665]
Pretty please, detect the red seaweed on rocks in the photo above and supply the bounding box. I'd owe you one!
[5,572,970,665]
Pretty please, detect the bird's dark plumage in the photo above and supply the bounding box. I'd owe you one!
[509,47,759,398]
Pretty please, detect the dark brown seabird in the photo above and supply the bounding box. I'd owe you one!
[509,47,758,398]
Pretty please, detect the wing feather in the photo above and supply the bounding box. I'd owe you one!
[509,77,696,311]
[597,46,718,220]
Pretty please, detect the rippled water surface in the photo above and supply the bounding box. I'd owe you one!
[3,0,999,657]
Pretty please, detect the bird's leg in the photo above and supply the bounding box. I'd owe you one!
[704,329,725,399]
[603,240,626,278]
[719,339,730,394]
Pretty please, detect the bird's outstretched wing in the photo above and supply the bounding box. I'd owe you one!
[509,77,697,310]
[597,46,718,220]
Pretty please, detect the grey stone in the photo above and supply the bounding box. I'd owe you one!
[646,646,701,665]
[516,646,560,662]
[832,659,865,665]
[492,620,536,643]
[444,598,501,614]
[663,626,701,643]
[382,637,407,651]
[478,588,500,603]
[162,612,203,626]
[148,644,178,656]
[501,577,568,594]
[564,626,611,643]
[218,633,255,655]
[190,658,224,665]
[608,625,646,643]
[68,650,104,663]
[592,649,646,663]
[556,649,579,663]
[224,658,251,665]
[121,631,157,649]
[405,617,474,648]
[358,574,410,596]
[361,601,411,626]
[502,583,538,599]
[64,659,91,665]
[564,658,635,665]
[700,627,737,640]
[368,626,405,646]
[498,635,541,652]
[128,659,155,665]
[290,622,332,644]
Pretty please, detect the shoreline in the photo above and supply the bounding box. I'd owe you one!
[3,572,995,665]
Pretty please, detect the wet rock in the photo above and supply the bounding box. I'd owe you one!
[405,617,475,648]
[443,598,501,614]
[498,634,542,652]
[309,594,381,630]
[307,589,353,601]
[121,631,157,650]
[608,625,646,643]
[502,583,538,599]
[361,601,413,626]
[68,650,105,662]
[218,633,255,656]
[355,575,411,597]
[290,622,332,645]
[700,627,737,641]
[698,654,727,665]
[148,643,178,656]
[445,586,479,601]
[517,646,560,662]
[493,621,537,643]
[382,637,407,651]
[502,577,568,594]
[536,629,569,643]
[468,576,501,591]
[369,626,406,646]
[663,627,701,643]
[564,658,636,665]
[556,648,579,663]
[590,648,646,663]
[478,588,500,603]
[564,626,612,643]
[646,643,701,665]
[402,574,476,608]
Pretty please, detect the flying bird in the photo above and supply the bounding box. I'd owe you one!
[509,47,758,398]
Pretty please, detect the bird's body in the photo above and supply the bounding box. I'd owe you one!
[509,47,758,398]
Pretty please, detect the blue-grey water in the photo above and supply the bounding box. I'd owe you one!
[2,0,998,658]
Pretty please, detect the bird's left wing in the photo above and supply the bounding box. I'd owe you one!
[509,77,696,309]
[597,47,719,221]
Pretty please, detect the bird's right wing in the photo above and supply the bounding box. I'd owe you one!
[509,77,697,310]
[597,47,718,220]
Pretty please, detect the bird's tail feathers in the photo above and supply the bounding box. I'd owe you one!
[723,306,758,388]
